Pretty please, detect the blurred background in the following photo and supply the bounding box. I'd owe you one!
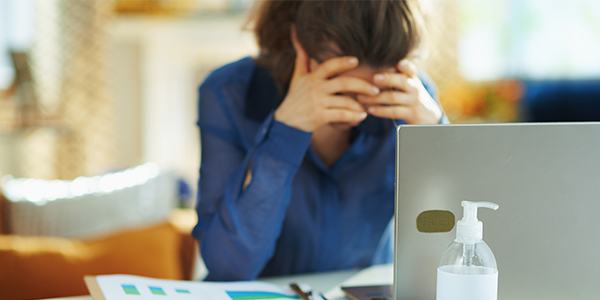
[0,0,599,299]
[2,0,600,181]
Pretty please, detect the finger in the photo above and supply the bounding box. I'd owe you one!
[324,96,366,112]
[368,105,412,120]
[330,121,362,128]
[291,27,309,78]
[314,56,359,79]
[323,108,368,124]
[397,59,418,77]
[373,72,416,92]
[323,76,379,96]
[357,91,415,106]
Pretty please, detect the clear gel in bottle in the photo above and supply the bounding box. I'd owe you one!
[436,201,499,300]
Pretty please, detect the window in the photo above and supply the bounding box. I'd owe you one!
[459,0,600,80]
[0,0,34,89]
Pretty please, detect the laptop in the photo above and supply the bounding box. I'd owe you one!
[393,123,600,300]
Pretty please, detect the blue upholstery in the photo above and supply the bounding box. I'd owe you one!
[520,80,600,122]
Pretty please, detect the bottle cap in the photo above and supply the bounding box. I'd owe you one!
[456,201,499,242]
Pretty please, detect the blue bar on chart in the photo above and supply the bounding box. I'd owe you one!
[226,290,299,300]
[121,284,140,295]
[149,286,166,296]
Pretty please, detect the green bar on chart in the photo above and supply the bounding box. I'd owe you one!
[175,288,191,294]
[121,284,140,295]
[149,286,166,296]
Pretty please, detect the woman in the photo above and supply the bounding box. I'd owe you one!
[193,0,447,281]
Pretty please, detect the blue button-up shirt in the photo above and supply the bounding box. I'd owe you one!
[193,57,443,281]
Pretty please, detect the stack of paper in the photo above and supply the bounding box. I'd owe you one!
[85,274,300,300]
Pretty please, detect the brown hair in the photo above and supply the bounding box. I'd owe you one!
[250,0,425,89]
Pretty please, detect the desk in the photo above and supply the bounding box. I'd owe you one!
[43,264,393,300]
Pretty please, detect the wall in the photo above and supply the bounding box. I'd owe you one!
[108,13,257,185]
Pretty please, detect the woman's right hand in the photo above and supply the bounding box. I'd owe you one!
[274,34,380,132]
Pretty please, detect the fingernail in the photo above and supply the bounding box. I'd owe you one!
[348,57,358,65]
[359,112,368,119]
[371,87,380,95]
[374,74,385,81]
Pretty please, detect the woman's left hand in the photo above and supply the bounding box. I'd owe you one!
[357,59,443,124]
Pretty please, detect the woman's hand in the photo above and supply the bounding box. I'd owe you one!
[357,60,442,124]
[274,33,380,132]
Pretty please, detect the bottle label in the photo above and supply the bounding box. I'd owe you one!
[436,266,498,300]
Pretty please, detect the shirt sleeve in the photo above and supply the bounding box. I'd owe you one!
[193,80,312,281]
[421,74,450,125]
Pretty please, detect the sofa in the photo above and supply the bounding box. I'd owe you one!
[0,165,198,300]
[520,80,600,122]
[0,202,197,300]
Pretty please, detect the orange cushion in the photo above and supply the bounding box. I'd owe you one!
[0,222,185,300]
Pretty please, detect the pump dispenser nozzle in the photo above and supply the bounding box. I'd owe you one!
[456,201,499,242]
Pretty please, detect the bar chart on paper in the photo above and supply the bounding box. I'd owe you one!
[92,275,300,300]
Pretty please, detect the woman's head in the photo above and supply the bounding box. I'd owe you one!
[251,0,425,88]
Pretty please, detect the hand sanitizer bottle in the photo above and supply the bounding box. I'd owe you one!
[436,201,499,300]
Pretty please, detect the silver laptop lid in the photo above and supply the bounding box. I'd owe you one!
[394,123,600,300]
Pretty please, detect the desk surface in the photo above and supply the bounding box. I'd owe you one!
[43,264,393,300]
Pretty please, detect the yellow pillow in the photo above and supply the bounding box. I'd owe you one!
[0,222,185,300]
